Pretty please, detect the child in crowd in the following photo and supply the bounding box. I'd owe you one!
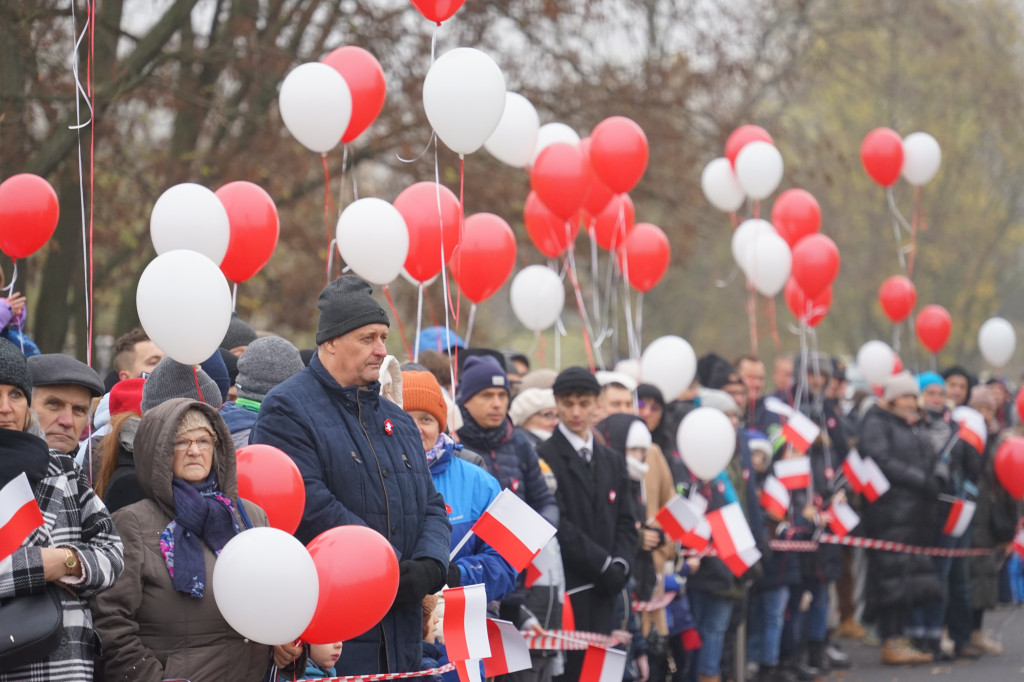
[300,642,343,680]
[0,274,39,356]
[421,594,447,682]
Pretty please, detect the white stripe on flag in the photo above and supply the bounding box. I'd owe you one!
[0,472,44,561]
[828,500,860,537]
[443,584,492,662]
[862,457,890,501]
[760,475,790,519]
[473,489,557,571]
[707,502,755,558]
[0,472,38,528]
[842,449,868,492]
[782,412,819,453]
[454,659,482,682]
[482,619,532,677]
[943,499,976,538]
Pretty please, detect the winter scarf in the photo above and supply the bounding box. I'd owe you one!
[457,410,512,453]
[425,433,447,465]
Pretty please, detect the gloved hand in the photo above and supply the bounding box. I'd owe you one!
[447,563,462,588]
[394,558,445,607]
[599,559,629,594]
[933,460,951,488]
[924,475,943,497]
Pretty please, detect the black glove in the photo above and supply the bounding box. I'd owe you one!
[933,460,951,488]
[394,558,446,607]
[599,560,629,594]
[447,563,462,588]
[924,475,943,497]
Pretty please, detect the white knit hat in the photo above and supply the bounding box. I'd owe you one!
[884,371,920,403]
[625,420,652,450]
[698,388,739,414]
[509,388,556,427]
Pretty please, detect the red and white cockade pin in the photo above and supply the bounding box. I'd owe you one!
[608,489,617,503]
[384,419,394,436]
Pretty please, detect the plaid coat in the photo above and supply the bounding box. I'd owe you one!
[0,450,124,681]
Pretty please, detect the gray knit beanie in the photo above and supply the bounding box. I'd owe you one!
[221,312,258,351]
[316,275,389,345]
[0,338,32,401]
[141,357,223,413]
[236,336,305,402]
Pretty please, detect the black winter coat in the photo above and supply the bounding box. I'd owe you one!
[858,405,943,613]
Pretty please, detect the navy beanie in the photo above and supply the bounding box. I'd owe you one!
[457,355,509,404]
[200,350,231,404]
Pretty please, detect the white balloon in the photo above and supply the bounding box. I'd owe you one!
[510,265,565,331]
[336,198,409,285]
[484,93,540,169]
[531,123,580,165]
[137,250,232,365]
[213,528,319,645]
[735,141,784,200]
[150,183,230,265]
[640,336,697,401]
[730,219,775,275]
[614,359,641,383]
[746,231,792,297]
[701,157,745,213]
[400,268,438,287]
[423,48,507,155]
[676,407,736,481]
[978,317,1016,367]
[856,340,895,386]
[901,132,942,186]
[279,62,352,154]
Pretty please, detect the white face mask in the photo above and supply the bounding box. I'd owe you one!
[626,456,650,481]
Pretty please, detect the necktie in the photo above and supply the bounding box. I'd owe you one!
[579,446,591,463]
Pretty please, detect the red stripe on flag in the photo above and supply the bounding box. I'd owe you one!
[0,499,44,561]
[483,621,507,677]
[760,490,788,520]
[579,644,607,682]
[444,587,470,661]
[959,426,984,454]
[473,511,537,572]
[562,593,575,631]
[655,506,689,542]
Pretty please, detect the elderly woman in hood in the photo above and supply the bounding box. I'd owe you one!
[92,398,297,681]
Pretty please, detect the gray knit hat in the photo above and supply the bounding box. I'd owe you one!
[29,353,105,398]
[221,312,258,351]
[141,357,223,413]
[0,338,32,401]
[316,275,389,345]
[236,336,305,402]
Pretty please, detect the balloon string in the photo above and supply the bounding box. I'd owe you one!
[589,222,601,329]
[2,262,18,294]
[87,0,95,366]
[432,136,456,393]
[231,282,238,312]
[766,296,780,349]
[635,291,643,351]
[321,153,334,284]
[71,0,93,363]
[746,281,759,355]
[413,284,424,361]
[907,185,925,278]
[464,303,477,347]
[729,212,739,230]
[450,155,465,390]
[885,187,910,275]
[752,200,760,220]
[193,365,205,405]
[536,330,545,368]
[793,321,809,414]
[339,144,347,211]
[382,285,413,360]
[564,245,598,371]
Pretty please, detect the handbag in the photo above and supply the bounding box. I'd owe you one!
[0,587,64,669]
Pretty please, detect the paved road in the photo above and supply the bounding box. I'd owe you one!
[827,605,1024,681]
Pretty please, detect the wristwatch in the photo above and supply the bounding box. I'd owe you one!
[63,547,78,571]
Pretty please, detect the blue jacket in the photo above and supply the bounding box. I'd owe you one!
[430,438,518,602]
[249,354,451,675]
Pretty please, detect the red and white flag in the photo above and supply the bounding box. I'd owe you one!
[562,592,575,630]
[678,517,711,552]
[472,489,557,572]
[759,476,791,520]
[953,406,987,453]
[482,619,532,677]
[454,660,482,682]
[0,472,44,561]
[1013,530,1024,558]
[782,412,820,454]
[828,500,860,537]
[707,502,755,559]
[942,499,976,538]
[525,538,562,588]
[443,584,491,662]
[656,495,705,541]
[841,449,868,494]
[862,457,891,502]
[580,644,627,682]
[774,457,812,490]
[722,546,762,577]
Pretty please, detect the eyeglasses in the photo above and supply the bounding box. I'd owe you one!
[537,410,558,420]
[173,436,216,453]
[637,400,662,413]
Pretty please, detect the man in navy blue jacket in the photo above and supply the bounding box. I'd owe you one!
[250,276,451,676]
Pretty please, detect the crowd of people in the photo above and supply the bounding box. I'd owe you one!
[0,273,1021,682]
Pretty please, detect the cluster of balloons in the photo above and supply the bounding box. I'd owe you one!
[0,173,60,260]
[861,128,942,188]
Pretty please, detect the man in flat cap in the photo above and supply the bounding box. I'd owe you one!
[250,276,450,676]
[28,354,104,454]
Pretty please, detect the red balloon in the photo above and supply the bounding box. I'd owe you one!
[1016,389,1024,425]
[915,304,952,354]
[321,47,387,143]
[0,173,60,259]
[589,117,649,193]
[771,189,821,248]
[235,444,304,535]
[790,234,840,299]
[530,143,590,220]
[215,182,279,283]
[395,182,461,283]
[408,0,465,23]
[995,437,1024,499]
[725,125,774,167]
[861,128,904,187]
[524,192,578,258]
[579,137,614,216]
[302,526,400,643]
[449,213,517,303]
[617,223,669,293]
[878,275,916,323]
[590,193,636,251]
[892,355,904,374]
[784,278,832,327]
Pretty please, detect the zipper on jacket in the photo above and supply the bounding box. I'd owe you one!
[402,453,412,469]
[351,450,363,464]
[356,395,392,541]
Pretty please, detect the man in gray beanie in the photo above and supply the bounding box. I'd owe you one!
[220,312,258,357]
[29,354,104,454]
[219,336,304,448]
[250,275,450,676]
[140,357,223,413]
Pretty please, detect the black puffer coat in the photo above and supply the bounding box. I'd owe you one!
[858,405,943,614]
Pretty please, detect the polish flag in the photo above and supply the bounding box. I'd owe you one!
[827,500,860,537]
[722,546,762,577]
[862,457,891,502]
[953,406,987,453]
[472,489,557,572]
[580,644,627,682]
[562,592,575,630]
[1012,530,1024,558]
[942,499,976,538]
[782,411,821,454]
[482,619,532,677]
[0,473,44,561]
[759,476,790,520]
[774,457,812,490]
[443,584,492,662]
[678,517,711,552]
[525,538,562,588]
[707,502,756,559]
[656,495,705,541]
[454,660,482,682]
[842,449,868,494]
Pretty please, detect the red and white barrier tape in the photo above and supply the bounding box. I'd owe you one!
[632,591,677,612]
[302,662,455,681]
[523,629,623,650]
[681,534,995,558]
